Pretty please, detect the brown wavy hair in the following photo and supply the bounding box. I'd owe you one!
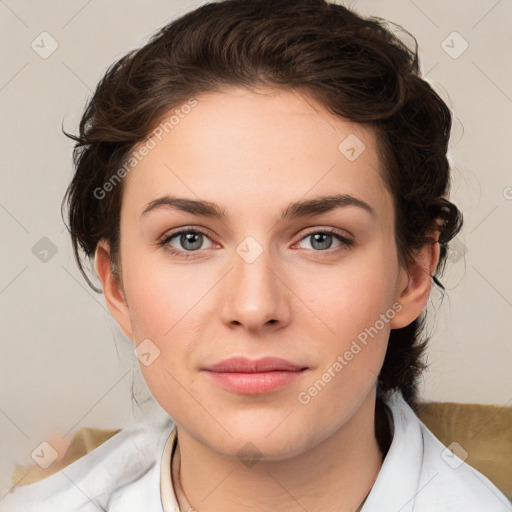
[62,0,463,410]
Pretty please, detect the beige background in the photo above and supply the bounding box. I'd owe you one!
[1,0,511,495]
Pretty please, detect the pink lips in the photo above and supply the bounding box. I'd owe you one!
[202,356,308,394]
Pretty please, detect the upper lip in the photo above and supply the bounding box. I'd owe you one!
[203,356,307,373]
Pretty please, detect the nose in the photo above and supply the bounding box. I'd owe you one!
[219,239,292,333]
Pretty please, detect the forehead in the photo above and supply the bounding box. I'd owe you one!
[122,86,392,222]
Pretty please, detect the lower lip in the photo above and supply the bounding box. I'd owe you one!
[204,370,307,394]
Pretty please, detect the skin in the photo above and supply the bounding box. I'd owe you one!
[95,86,439,512]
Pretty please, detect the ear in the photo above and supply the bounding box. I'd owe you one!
[95,239,134,340]
[390,235,441,329]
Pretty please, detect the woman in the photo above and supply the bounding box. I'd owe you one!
[2,0,509,510]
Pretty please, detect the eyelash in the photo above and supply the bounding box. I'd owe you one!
[157,227,354,260]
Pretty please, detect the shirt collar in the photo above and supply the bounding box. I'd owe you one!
[360,391,423,511]
[160,425,181,512]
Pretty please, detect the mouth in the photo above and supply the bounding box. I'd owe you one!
[202,356,309,394]
[203,369,308,394]
[202,356,307,373]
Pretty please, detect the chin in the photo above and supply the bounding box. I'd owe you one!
[203,422,315,463]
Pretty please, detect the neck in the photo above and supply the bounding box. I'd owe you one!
[173,390,388,512]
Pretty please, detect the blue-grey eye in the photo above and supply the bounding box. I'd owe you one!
[164,230,214,252]
[298,231,349,251]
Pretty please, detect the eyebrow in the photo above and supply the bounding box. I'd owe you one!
[140,193,375,220]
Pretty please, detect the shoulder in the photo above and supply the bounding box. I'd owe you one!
[386,392,511,511]
[1,409,175,512]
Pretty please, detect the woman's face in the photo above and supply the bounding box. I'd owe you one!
[101,86,417,458]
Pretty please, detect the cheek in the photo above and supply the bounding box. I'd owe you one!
[121,254,215,382]
[297,245,399,382]
[304,249,399,336]
[122,263,198,410]
[122,244,210,338]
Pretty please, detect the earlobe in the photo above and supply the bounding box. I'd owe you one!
[390,240,440,330]
[95,240,134,340]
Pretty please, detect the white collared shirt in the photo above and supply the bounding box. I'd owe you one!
[2,391,510,511]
